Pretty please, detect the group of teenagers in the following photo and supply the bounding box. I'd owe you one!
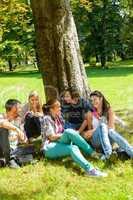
[0,88,133,177]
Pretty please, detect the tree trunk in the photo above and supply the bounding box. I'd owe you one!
[8,59,13,71]
[30,0,91,100]
[25,52,28,65]
[100,54,106,68]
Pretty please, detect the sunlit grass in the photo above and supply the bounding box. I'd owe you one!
[0,60,133,200]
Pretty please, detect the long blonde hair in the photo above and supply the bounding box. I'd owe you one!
[28,90,42,113]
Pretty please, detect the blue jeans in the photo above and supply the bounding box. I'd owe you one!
[109,129,133,158]
[91,123,112,158]
[91,123,133,158]
[44,129,94,171]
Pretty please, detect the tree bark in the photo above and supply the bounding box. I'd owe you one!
[31,0,91,100]
[8,59,13,71]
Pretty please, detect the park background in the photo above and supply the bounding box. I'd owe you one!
[0,0,133,200]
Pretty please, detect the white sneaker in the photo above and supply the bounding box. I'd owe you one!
[87,169,108,177]
[100,154,107,161]
[9,159,20,169]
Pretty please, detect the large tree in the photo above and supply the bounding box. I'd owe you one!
[30,0,91,100]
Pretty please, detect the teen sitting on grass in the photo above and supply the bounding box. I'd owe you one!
[79,90,133,160]
[61,88,92,130]
[41,99,107,177]
[0,99,34,168]
[21,91,43,142]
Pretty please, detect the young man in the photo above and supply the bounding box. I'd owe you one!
[0,99,31,168]
[61,89,93,131]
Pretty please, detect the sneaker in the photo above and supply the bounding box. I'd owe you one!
[87,169,108,177]
[90,151,101,159]
[100,154,107,161]
[9,159,20,169]
[100,152,118,162]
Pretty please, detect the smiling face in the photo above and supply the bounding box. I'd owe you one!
[29,95,40,109]
[50,100,61,116]
[91,95,103,109]
[72,97,79,104]
[63,91,72,104]
[10,103,22,118]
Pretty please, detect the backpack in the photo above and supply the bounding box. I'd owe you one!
[11,144,35,166]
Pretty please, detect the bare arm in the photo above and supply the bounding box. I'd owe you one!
[0,119,28,143]
[86,111,93,130]
[80,111,96,140]
[83,128,96,140]
[108,108,115,129]
[78,120,88,134]
[48,134,62,141]
[18,129,28,143]
[0,120,19,132]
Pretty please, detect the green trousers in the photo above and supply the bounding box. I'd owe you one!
[44,128,94,171]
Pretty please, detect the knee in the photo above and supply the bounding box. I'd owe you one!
[64,128,78,136]
[100,122,108,128]
[70,145,80,153]
[108,129,115,137]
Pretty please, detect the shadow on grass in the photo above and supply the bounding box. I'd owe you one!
[0,192,20,200]
[86,66,133,78]
[0,188,43,200]
[44,157,84,175]
[0,70,42,79]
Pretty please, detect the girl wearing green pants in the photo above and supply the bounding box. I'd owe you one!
[41,99,107,177]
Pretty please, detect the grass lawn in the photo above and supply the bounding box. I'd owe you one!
[86,60,133,110]
[0,60,133,200]
[0,70,44,112]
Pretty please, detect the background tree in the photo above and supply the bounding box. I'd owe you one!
[71,0,133,67]
[0,0,35,71]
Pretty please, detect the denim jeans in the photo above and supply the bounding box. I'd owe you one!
[91,123,112,158]
[108,129,133,158]
[91,123,133,159]
[44,129,94,171]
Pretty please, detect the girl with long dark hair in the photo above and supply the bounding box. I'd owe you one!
[41,98,107,177]
[80,90,133,160]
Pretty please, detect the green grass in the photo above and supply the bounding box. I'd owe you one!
[86,60,133,110]
[0,70,44,112]
[0,60,133,200]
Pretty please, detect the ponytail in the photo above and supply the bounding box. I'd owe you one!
[42,104,50,115]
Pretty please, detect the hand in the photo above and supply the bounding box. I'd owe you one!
[83,129,96,140]
[34,112,43,117]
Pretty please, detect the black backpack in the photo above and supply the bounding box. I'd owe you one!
[0,128,10,167]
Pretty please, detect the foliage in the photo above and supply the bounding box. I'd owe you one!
[71,0,133,67]
[0,0,35,70]
[0,0,133,69]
